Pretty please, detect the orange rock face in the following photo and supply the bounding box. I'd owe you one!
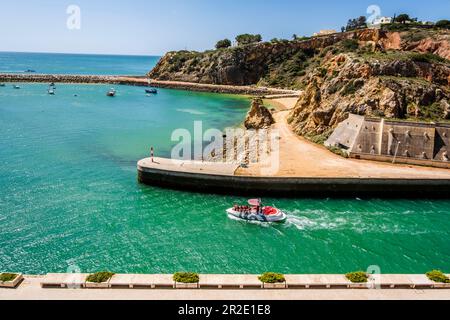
[379,32,402,50]
[413,38,450,60]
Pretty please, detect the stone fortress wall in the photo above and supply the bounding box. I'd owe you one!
[326,114,450,168]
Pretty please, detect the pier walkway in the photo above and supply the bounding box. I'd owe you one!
[138,156,450,197]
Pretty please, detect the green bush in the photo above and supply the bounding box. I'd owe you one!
[435,20,450,29]
[409,53,447,64]
[306,129,333,145]
[426,270,450,283]
[345,271,368,283]
[341,80,363,96]
[341,39,359,52]
[382,23,413,32]
[173,272,199,283]
[86,271,115,283]
[419,102,444,121]
[0,273,18,282]
[327,146,349,158]
[327,81,345,94]
[258,272,286,284]
[215,39,232,49]
[394,14,415,24]
[235,34,262,46]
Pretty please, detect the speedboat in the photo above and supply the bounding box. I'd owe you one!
[145,88,157,94]
[226,199,287,223]
[106,88,116,97]
[13,85,20,89]
[48,89,55,95]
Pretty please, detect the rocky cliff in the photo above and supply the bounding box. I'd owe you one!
[244,98,275,129]
[149,29,386,88]
[288,36,450,138]
[150,27,450,137]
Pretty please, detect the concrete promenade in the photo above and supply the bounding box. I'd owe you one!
[1,276,449,300]
[138,158,239,176]
[138,157,450,197]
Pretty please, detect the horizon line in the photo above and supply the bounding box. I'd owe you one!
[0,50,162,57]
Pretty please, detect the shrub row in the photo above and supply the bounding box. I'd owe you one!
[7,270,446,284]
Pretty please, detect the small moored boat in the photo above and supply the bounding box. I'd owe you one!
[145,88,158,94]
[106,88,116,97]
[0,83,5,87]
[226,199,287,223]
[13,85,20,89]
[48,84,56,95]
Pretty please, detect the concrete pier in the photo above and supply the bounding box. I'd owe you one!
[137,157,450,198]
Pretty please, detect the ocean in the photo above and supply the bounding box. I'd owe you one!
[0,51,159,75]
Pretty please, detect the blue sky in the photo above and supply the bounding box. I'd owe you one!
[0,0,448,55]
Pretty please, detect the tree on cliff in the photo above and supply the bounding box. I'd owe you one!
[235,34,262,46]
[394,14,416,24]
[345,16,367,31]
[436,20,450,29]
[215,39,232,49]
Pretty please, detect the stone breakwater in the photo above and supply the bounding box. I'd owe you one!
[147,80,300,96]
[150,80,301,97]
[0,73,150,86]
[0,73,300,96]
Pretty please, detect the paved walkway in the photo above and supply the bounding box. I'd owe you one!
[1,277,449,300]
[138,157,239,176]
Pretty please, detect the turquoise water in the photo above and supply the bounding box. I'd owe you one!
[0,54,449,275]
[0,52,158,75]
[1,83,449,275]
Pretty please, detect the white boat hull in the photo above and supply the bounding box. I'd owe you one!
[226,208,287,223]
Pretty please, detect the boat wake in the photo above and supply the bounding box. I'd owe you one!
[283,210,348,231]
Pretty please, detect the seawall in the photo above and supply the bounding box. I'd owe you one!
[137,158,450,198]
[147,80,300,95]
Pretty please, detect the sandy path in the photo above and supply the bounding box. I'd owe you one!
[237,99,450,178]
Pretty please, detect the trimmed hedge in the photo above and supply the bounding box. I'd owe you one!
[345,271,368,283]
[173,272,199,284]
[258,272,286,284]
[426,270,450,283]
[0,273,18,282]
[86,271,115,283]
